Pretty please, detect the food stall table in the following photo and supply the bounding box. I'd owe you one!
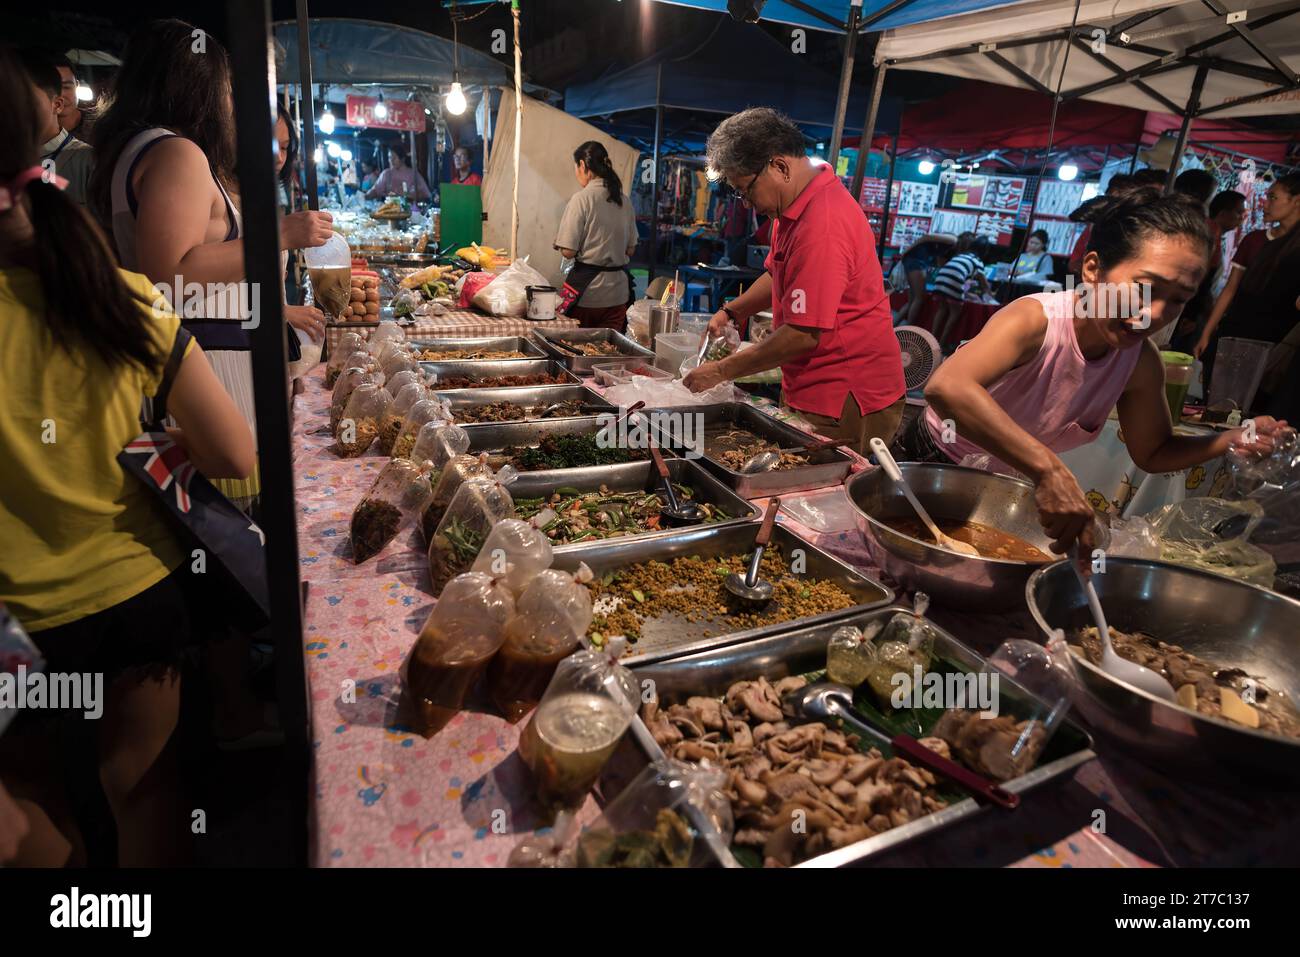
[889,290,999,344]
[1057,416,1230,516]
[678,263,764,313]
[325,311,578,354]
[294,370,1296,868]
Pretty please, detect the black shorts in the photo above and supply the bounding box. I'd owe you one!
[30,567,194,685]
[889,412,956,465]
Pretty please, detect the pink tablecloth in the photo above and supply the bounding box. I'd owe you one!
[296,369,1297,868]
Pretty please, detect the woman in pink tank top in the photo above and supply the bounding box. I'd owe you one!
[892,187,1290,558]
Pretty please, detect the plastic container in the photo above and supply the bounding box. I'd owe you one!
[677,313,711,338]
[1208,337,1272,414]
[1160,350,1195,424]
[654,331,699,374]
[591,359,674,388]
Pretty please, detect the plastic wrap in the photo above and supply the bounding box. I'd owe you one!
[573,758,733,868]
[603,375,736,409]
[472,258,551,317]
[427,467,517,595]
[486,564,594,722]
[518,636,639,813]
[375,382,428,455]
[403,572,517,736]
[390,396,452,460]
[1104,515,1161,560]
[349,457,435,563]
[335,382,390,457]
[1146,498,1275,587]
[932,635,1074,782]
[1227,428,1300,548]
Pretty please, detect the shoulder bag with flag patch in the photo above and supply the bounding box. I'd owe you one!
[117,327,271,631]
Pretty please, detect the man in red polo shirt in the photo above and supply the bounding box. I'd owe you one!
[683,108,906,452]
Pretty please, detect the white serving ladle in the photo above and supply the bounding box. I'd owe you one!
[869,438,979,557]
[1069,557,1176,702]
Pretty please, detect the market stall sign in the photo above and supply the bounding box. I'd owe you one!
[948,174,1026,214]
[345,95,426,132]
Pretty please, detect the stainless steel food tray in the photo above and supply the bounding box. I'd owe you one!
[548,522,893,664]
[624,604,1095,867]
[510,458,761,550]
[645,402,853,497]
[533,327,656,373]
[420,357,580,388]
[444,384,611,424]
[408,335,548,360]
[459,415,655,487]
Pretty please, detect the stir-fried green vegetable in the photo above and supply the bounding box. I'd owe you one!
[513,485,728,543]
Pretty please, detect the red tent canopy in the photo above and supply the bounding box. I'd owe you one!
[848,79,1291,165]
[848,80,1147,153]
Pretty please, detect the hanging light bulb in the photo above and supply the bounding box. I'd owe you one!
[1059,163,1079,181]
[445,80,467,116]
[374,92,388,121]
[319,104,335,135]
[75,83,93,102]
[340,149,353,163]
[918,159,936,176]
[326,141,341,159]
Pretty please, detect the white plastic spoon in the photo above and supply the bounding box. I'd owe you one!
[1069,559,1176,702]
[868,438,979,556]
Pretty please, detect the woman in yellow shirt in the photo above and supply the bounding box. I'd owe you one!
[0,48,253,866]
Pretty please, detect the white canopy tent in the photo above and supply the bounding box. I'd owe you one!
[874,0,1300,120]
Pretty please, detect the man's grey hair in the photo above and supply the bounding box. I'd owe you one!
[706,108,807,178]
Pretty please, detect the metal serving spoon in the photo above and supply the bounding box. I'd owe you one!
[868,438,980,557]
[724,497,781,604]
[1070,559,1176,702]
[649,441,702,527]
[740,438,848,474]
[787,682,1019,809]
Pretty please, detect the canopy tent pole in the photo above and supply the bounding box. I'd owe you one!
[649,62,664,283]
[294,0,318,210]
[849,60,887,204]
[826,0,862,170]
[1166,65,1210,192]
[879,127,900,250]
[482,87,492,178]
[226,0,309,864]
[511,0,523,259]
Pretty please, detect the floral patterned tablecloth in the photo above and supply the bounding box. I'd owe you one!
[296,370,1298,869]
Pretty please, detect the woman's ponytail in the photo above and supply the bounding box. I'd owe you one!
[573,140,623,207]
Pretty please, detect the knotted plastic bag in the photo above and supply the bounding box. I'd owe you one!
[380,347,420,382]
[366,319,405,356]
[349,457,435,563]
[376,381,428,455]
[471,514,558,597]
[825,619,885,688]
[427,466,518,596]
[518,636,640,814]
[335,382,391,457]
[574,758,733,868]
[507,812,580,868]
[325,332,366,388]
[411,422,470,480]
[390,395,452,460]
[486,564,594,723]
[421,452,491,543]
[330,366,379,434]
[863,593,939,709]
[402,571,517,737]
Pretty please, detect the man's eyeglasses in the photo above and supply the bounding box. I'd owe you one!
[719,165,765,205]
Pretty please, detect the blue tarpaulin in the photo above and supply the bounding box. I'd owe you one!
[564,17,900,135]
[273,18,514,87]
[651,0,1020,33]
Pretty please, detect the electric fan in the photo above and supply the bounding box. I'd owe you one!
[895,325,943,393]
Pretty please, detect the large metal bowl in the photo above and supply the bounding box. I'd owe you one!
[844,463,1053,610]
[1026,558,1300,784]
